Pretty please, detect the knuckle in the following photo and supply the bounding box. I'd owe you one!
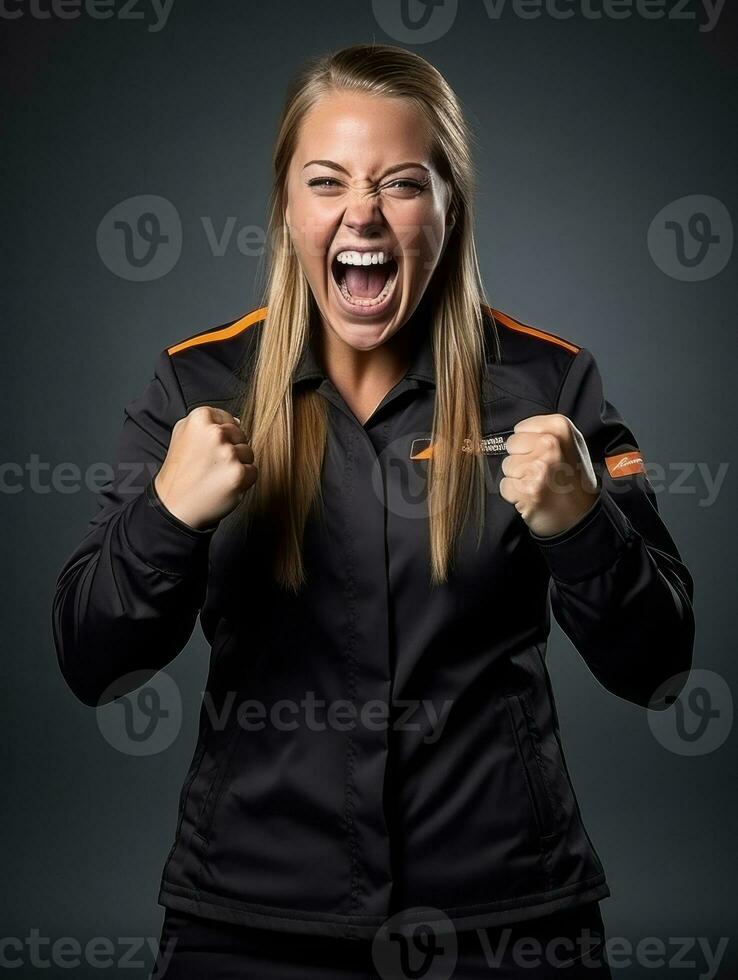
[241,463,258,488]
[189,405,211,421]
[210,423,231,446]
[228,462,246,488]
[541,432,559,452]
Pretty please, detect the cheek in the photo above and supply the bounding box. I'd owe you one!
[395,201,447,269]
[288,190,333,245]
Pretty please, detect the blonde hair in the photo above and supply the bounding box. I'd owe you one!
[236,42,498,591]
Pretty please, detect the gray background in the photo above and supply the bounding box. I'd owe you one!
[2,0,736,976]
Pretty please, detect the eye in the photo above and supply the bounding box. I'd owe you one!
[307,177,427,193]
[386,180,423,190]
[307,177,341,189]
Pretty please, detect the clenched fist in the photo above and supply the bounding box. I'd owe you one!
[499,414,599,538]
[153,406,257,531]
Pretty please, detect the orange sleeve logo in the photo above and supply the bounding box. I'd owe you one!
[605,450,645,478]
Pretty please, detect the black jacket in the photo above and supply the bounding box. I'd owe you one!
[52,304,695,940]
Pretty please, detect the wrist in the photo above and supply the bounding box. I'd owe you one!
[152,474,208,532]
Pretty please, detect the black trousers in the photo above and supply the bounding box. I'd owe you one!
[149,900,613,979]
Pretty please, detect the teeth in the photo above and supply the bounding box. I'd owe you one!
[335,250,393,266]
[334,259,398,307]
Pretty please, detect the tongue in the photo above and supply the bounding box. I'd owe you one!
[344,264,389,299]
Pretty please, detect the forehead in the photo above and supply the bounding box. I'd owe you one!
[293,91,432,173]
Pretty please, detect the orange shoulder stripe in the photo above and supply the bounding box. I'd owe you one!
[166,305,578,356]
[484,305,580,354]
[167,306,268,356]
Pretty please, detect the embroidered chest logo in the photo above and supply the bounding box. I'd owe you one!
[605,450,646,478]
[410,429,514,460]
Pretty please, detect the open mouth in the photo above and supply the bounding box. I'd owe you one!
[330,254,399,308]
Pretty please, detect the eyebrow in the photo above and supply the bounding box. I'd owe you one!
[302,160,430,178]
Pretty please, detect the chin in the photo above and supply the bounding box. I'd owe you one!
[335,312,405,341]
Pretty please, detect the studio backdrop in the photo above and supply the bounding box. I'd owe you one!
[2,1,736,977]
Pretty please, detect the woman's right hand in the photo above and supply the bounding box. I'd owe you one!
[153,406,257,531]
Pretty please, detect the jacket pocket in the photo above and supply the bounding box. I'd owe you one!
[161,738,209,877]
[504,692,559,840]
[191,712,243,844]
[177,740,208,828]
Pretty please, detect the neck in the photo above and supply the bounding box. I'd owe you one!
[315,291,433,425]
[317,291,432,392]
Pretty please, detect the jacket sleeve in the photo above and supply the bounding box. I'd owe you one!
[528,346,695,710]
[52,347,220,708]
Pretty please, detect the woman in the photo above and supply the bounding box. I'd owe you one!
[52,43,695,979]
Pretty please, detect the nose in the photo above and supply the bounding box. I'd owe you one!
[341,185,387,239]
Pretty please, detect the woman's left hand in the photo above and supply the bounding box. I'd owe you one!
[499,414,600,538]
